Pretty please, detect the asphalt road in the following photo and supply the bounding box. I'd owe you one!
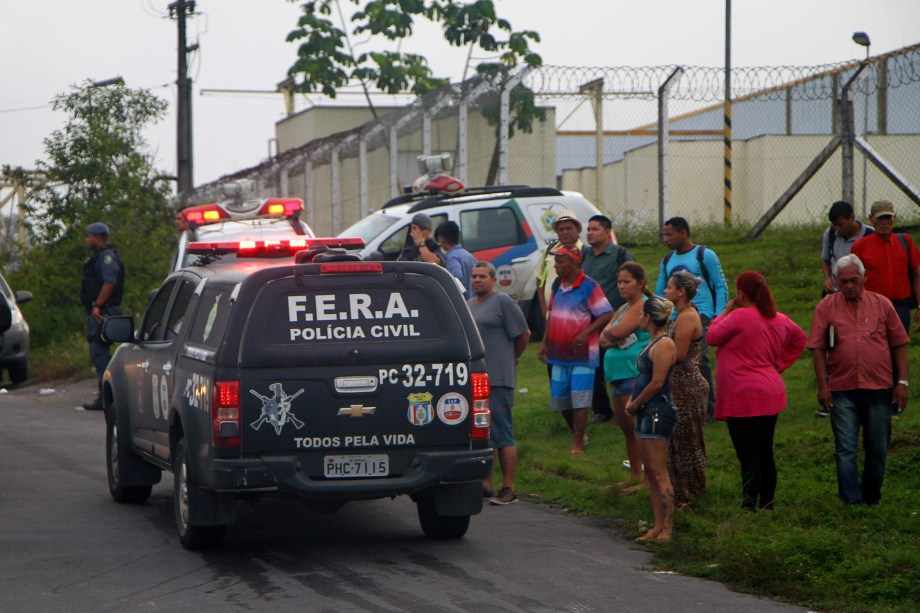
[0,378,807,612]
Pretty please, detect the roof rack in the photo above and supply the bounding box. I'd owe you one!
[381,185,564,210]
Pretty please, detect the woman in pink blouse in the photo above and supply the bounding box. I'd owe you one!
[706,271,806,511]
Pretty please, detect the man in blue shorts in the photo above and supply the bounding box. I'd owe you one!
[469,262,531,505]
[538,245,613,454]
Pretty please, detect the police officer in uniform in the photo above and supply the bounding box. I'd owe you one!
[80,222,124,410]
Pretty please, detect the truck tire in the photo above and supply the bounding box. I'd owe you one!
[106,410,153,504]
[174,438,226,550]
[417,497,470,539]
[8,362,27,385]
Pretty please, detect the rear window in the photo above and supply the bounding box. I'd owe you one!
[240,272,475,368]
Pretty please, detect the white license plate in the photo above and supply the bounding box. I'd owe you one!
[323,454,389,478]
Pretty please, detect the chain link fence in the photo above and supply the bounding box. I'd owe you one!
[189,43,920,236]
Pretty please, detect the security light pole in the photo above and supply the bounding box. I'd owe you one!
[852,31,871,218]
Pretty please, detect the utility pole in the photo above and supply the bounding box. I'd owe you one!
[170,0,196,201]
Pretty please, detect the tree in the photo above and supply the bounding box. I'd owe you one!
[286,0,542,118]
[2,80,176,347]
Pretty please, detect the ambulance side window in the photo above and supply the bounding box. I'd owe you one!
[460,207,524,252]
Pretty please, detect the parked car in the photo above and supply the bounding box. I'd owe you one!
[101,237,492,549]
[339,183,601,335]
[170,197,315,271]
[0,272,32,385]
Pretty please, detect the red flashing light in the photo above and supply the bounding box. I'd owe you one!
[186,236,366,258]
[470,372,490,440]
[320,262,383,274]
[212,380,241,448]
[182,203,230,225]
[257,198,303,217]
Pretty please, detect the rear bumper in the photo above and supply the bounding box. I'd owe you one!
[208,448,492,499]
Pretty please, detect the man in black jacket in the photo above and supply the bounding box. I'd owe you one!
[80,222,125,410]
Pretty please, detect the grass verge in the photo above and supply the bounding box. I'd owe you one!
[508,224,920,613]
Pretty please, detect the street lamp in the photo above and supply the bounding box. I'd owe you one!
[852,32,871,217]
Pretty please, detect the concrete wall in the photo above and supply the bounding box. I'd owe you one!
[278,106,559,236]
[562,134,920,230]
[275,106,402,153]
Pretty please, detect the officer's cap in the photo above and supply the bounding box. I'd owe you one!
[85,222,109,237]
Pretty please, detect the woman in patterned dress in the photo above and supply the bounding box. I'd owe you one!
[663,271,709,509]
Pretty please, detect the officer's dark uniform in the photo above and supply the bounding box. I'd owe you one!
[80,223,124,408]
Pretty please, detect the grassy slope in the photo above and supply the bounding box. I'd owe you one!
[510,224,919,613]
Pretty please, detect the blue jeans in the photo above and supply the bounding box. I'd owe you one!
[830,389,893,504]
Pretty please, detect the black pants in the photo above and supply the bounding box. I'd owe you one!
[591,345,612,418]
[726,414,778,510]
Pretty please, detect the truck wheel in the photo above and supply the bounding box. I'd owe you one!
[106,411,152,504]
[174,438,226,550]
[417,497,470,539]
[8,363,27,385]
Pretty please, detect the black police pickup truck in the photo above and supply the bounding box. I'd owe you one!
[100,238,492,549]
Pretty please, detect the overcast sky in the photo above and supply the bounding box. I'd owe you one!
[2,0,919,190]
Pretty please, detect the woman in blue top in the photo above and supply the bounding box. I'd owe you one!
[626,296,678,543]
[600,262,652,491]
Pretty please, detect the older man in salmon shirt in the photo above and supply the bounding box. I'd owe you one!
[808,253,909,505]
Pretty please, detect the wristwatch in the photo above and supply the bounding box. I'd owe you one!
[897,380,909,387]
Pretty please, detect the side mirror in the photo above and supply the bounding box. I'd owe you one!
[14,290,32,305]
[101,316,136,344]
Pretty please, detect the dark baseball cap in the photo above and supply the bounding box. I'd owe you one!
[85,222,109,236]
[411,213,433,230]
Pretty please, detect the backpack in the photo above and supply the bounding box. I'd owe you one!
[894,233,918,308]
[663,245,714,301]
[825,224,874,257]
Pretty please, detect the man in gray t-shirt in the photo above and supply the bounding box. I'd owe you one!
[468,261,530,505]
[822,200,873,295]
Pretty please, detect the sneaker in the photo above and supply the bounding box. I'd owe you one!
[82,397,103,411]
[489,487,518,505]
[482,487,496,499]
[815,410,830,417]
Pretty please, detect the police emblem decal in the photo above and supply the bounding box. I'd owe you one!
[436,392,468,426]
[407,392,434,426]
[250,383,306,435]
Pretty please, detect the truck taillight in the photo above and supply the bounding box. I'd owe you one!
[470,372,490,440]
[212,381,241,448]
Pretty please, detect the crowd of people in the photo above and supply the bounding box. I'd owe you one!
[144,201,919,534]
[496,201,912,543]
[387,203,913,537]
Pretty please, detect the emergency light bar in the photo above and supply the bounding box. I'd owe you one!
[181,198,304,227]
[186,237,365,257]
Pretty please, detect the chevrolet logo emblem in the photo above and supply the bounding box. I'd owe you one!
[337,404,376,417]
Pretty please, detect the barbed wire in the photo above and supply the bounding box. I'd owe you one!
[528,43,920,101]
